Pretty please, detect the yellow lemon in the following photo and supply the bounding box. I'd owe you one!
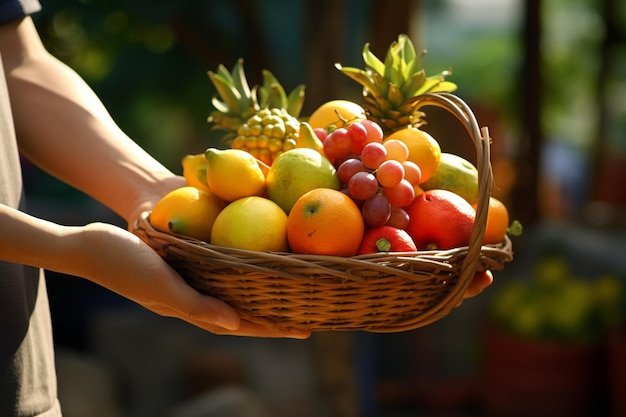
[210,196,288,252]
[150,186,226,241]
[385,127,441,183]
[308,99,366,130]
[204,148,266,202]
[181,153,210,191]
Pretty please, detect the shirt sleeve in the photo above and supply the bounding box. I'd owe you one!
[0,0,41,26]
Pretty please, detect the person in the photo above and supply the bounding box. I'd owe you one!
[0,2,493,416]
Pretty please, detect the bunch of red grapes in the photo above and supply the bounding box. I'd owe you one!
[314,120,422,229]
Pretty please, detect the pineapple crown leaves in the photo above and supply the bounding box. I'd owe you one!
[335,34,457,104]
[258,69,305,118]
[207,59,257,121]
[207,58,305,133]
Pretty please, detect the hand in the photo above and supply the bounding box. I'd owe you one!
[458,270,493,306]
[74,222,310,339]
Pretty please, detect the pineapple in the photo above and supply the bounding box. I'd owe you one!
[335,34,456,135]
[207,59,305,165]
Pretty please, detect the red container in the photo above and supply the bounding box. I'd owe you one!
[607,325,626,417]
[480,326,601,417]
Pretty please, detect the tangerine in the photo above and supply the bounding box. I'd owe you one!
[473,197,509,245]
[384,127,441,184]
[308,100,366,130]
[405,189,475,250]
[287,188,364,256]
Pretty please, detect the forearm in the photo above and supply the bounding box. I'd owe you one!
[0,203,85,275]
[1,18,179,222]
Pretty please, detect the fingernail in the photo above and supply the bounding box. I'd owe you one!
[215,313,240,330]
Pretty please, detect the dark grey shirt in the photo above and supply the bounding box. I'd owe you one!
[1,1,62,415]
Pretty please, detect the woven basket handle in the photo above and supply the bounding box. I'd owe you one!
[412,92,493,309]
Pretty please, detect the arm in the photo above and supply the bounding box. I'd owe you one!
[0,204,312,337]
[1,17,173,223]
[0,18,310,338]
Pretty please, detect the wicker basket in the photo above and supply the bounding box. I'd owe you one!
[133,93,514,333]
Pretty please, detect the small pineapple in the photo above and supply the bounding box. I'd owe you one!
[232,107,300,166]
[207,59,305,165]
[335,34,456,135]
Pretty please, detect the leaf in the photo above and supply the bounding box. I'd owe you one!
[207,71,242,113]
[286,84,306,118]
[415,72,457,95]
[231,59,251,102]
[261,69,287,109]
[397,34,417,66]
[362,43,385,75]
[335,64,380,95]
[507,220,523,237]
[210,97,230,114]
[400,69,426,97]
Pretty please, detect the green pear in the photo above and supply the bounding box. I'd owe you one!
[266,148,340,214]
[420,152,479,204]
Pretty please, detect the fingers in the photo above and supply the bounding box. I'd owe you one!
[209,320,312,339]
[464,270,494,299]
[161,285,311,339]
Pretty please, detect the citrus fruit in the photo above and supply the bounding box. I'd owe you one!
[266,148,341,214]
[308,99,366,130]
[384,127,441,184]
[150,186,226,242]
[287,188,364,256]
[181,153,210,191]
[204,148,265,202]
[473,197,509,245]
[210,196,288,252]
[405,189,475,250]
[421,152,479,205]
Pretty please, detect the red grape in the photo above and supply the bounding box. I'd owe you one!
[402,160,422,185]
[376,160,405,188]
[386,206,410,229]
[348,171,379,200]
[323,128,352,162]
[348,122,369,154]
[360,142,388,169]
[361,119,383,144]
[337,158,366,184]
[382,179,416,207]
[362,194,391,227]
[383,139,409,162]
[347,122,368,145]
[313,127,328,143]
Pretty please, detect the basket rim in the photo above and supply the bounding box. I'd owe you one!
[134,210,513,279]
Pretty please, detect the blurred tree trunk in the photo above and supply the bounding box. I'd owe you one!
[511,0,542,226]
[302,0,352,115]
[368,0,415,56]
[588,0,625,208]
[303,0,417,115]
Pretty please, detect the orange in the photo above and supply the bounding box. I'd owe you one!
[384,127,441,184]
[287,188,364,256]
[405,189,475,250]
[150,186,226,242]
[308,100,366,130]
[473,197,509,245]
